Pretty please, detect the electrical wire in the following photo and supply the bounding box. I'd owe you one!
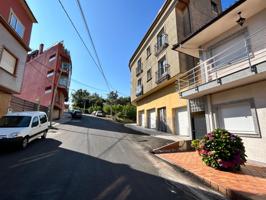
[58,0,112,92]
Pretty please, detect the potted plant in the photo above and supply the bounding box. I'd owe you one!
[192,129,247,171]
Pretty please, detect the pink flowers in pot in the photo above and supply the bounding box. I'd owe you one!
[191,129,247,171]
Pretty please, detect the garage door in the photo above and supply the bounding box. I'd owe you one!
[147,109,156,129]
[138,111,145,127]
[175,107,189,136]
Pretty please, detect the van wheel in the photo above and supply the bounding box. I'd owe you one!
[21,137,29,149]
[41,130,48,139]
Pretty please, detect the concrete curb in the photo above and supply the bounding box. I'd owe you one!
[154,154,251,200]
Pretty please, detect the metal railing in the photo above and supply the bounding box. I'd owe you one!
[136,85,143,96]
[59,76,69,88]
[155,34,169,56]
[156,64,170,84]
[61,62,71,72]
[177,26,266,92]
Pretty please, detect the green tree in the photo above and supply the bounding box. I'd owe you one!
[71,89,90,110]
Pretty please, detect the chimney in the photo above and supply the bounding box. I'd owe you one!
[39,43,44,55]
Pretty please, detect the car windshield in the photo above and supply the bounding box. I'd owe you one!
[0,116,32,128]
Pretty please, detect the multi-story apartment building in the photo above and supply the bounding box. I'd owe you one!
[15,42,72,119]
[0,0,37,116]
[129,0,221,135]
[174,0,266,163]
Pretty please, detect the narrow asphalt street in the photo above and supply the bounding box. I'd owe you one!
[0,115,226,200]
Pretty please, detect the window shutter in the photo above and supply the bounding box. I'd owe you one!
[0,49,16,74]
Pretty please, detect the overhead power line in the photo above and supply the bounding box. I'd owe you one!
[76,0,114,92]
[58,0,112,92]
[31,59,109,93]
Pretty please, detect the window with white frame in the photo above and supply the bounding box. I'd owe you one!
[216,100,259,136]
[9,11,25,38]
[0,48,17,74]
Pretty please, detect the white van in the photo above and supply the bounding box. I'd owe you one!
[0,111,49,149]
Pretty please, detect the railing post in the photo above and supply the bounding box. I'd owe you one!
[245,38,252,68]
[193,68,196,86]
[203,62,208,83]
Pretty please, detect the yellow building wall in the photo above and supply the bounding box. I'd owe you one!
[136,82,187,134]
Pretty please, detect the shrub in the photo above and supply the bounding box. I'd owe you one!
[192,129,247,171]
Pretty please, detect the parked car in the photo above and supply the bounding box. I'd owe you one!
[71,110,82,119]
[95,111,106,117]
[0,111,49,149]
[91,111,96,115]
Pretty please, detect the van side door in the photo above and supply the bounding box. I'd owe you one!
[39,114,48,132]
[31,116,40,137]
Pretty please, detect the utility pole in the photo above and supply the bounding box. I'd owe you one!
[49,70,63,127]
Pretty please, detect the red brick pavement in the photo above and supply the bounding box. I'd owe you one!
[157,151,266,200]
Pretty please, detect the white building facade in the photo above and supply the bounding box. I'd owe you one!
[174,0,266,163]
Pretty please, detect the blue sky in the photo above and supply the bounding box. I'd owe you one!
[26,0,235,98]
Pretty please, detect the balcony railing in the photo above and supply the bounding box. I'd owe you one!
[155,34,169,56]
[59,76,69,89]
[136,85,143,97]
[61,62,71,73]
[155,64,170,84]
[177,26,266,92]
[136,63,143,76]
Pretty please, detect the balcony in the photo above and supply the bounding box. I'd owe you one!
[154,34,168,56]
[61,62,71,73]
[136,63,143,76]
[155,64,170,84]
[58,76,69,89]
[136,85,143,97]
[177,26,266,99]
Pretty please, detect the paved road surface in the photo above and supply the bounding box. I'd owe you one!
[0,115,226,200]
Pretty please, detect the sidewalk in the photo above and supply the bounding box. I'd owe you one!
[125,123,191,141]
[51,112,72,126]
[156,151,266,200]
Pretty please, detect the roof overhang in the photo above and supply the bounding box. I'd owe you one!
[173,0,266,58]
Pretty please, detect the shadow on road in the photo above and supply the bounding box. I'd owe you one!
[66,115,149,136]
[0,137,225,200]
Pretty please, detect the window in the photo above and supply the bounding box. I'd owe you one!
[146,46,151,58]
[211,1,218,14]
[0,48,17,74]
[137,78,142,86]
[147,68,152,82]
[31,116,39,128]
[210,30,248,69]
[158,56,167,76]
[216,100,260,136]
[157,28,168,48]
[39,115,48,124]
[47,69,54,78]
[45,86,52,94]
[136,59,142,75]
[49,54,56,62]
[9,12,25,38]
